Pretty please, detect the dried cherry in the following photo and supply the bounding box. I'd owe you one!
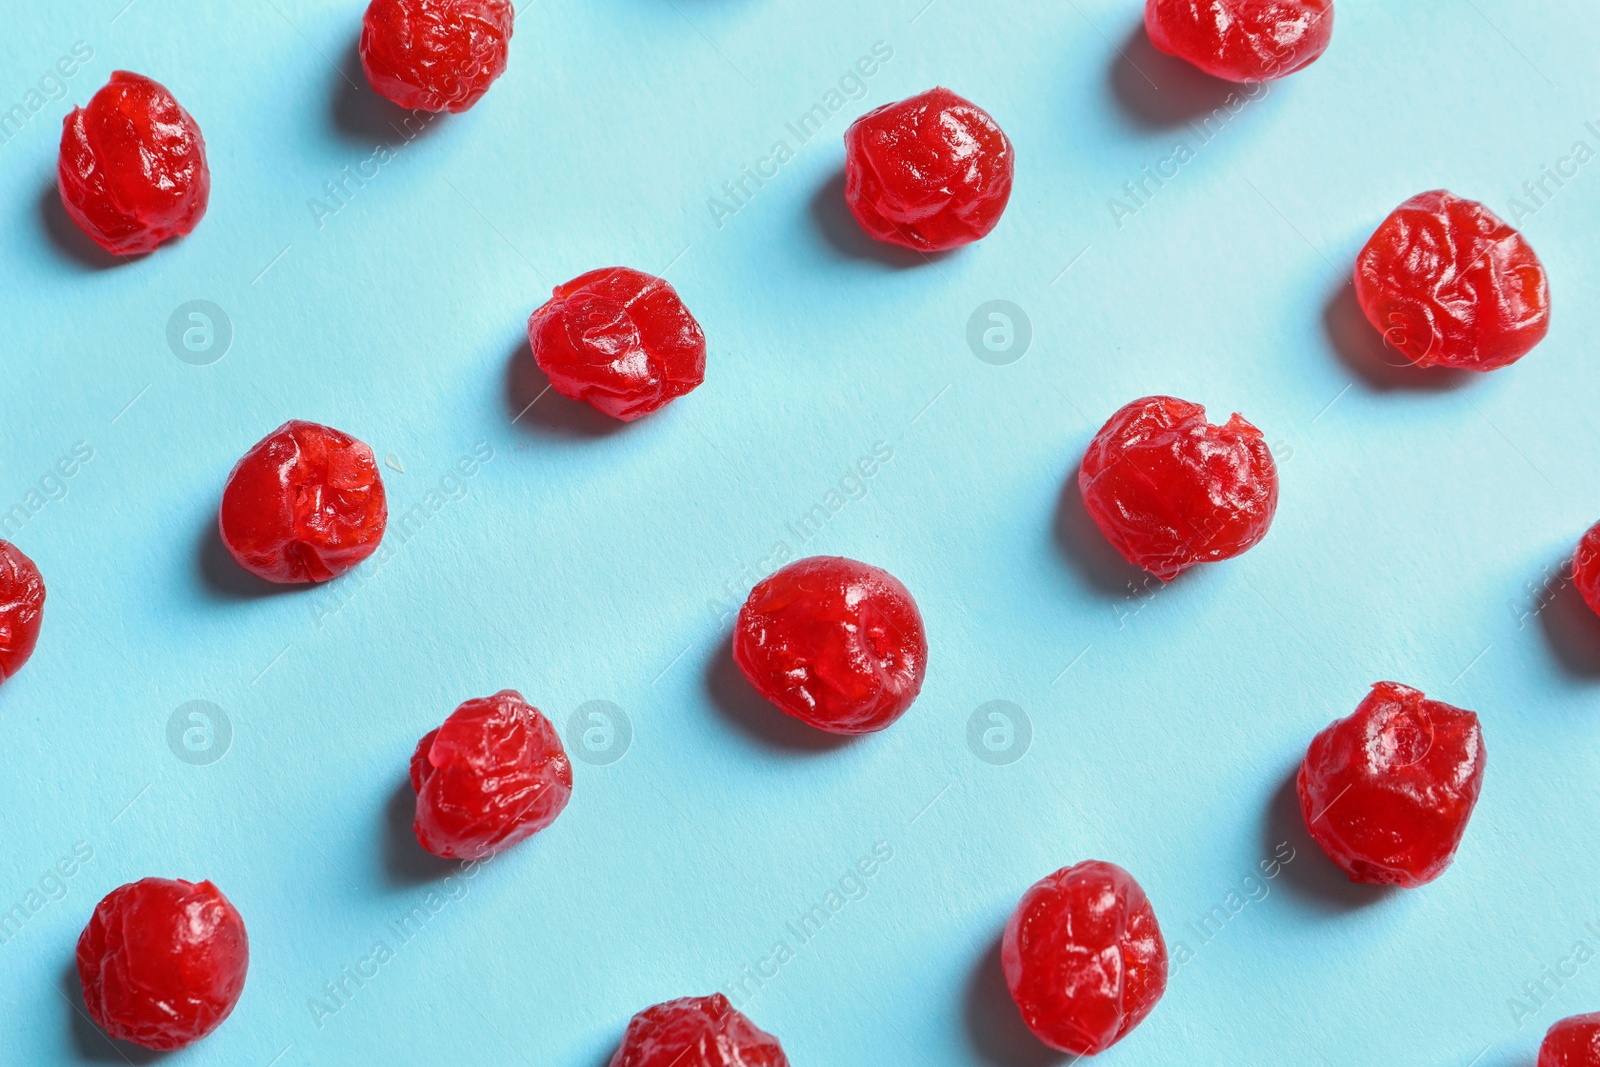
[1355,190,1550,371]
[0,541,44,683]
[1541,1013,1600,1067]
[1145,0,1334,82]
[1079,395,1278,580]
[528,267,707,421]
[734,555,928,735]
[1575,522,1600,619]
[58,71,209,255]
[219,420,387,584]
[608,994,789,1067]
[1003,860,1168,1056]
[360,0,515,113]
[411,690,573,860]
[77,878,248,1051]
[1298,682,1486,887]
[844,87,1014,252]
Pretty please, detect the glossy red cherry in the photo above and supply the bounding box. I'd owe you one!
[608,994,789,1067]
[58,71,209,255]
[219,420,387,584]
[360,0,515,113]
[844,87,1014,252]
[1355,190,1550,371]
[1145,0,1334,82]
[528,267,707,421]
[0,541,45,683]
[1575,522,1600,619]
[1298,682,1486,887]
[1540,1012,1600,1067]
[1003,860,1168,1056]
[77,878,248,1051]
[411,690,573,860]
[734,555,928,735]
[1079,395,1278,581]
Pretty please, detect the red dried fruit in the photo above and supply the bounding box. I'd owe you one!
[1540,1013,1600,1067]
[219,420,387,585]
[1298,682,1486,887]
[844,87,1014,252]
[1355,190,1550,371]
[360,0,514,113]
[734,556,928,735]
[0,541,45,683]
[1145,0,1334,82]
[1079,395,1278,581]
[528,267,707,421]
[58,71,209,256]
[411,690,573,860]
[608,995,789,1067]
[77,878,248,1051]
[1575,522,1600,619]
[1003,860,1168,1056]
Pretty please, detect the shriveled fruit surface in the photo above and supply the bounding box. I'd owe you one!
[411,690,573,860]
[219,420,387,584]
[77,878,249,1051]
[844,87,1014,252]
[608,995,789,1067]
[361,0,515,112]
[1079,395,1278,581]
[528,267,707,421]
[734,555,928,734]
[58,71,209,255]
[1003,860,1168,1056]
[1355,189,1550,370]
[1299,681,1486,887]
[1145,0,1335,82]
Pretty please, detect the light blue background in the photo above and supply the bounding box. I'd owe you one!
[2,0,1598,1063]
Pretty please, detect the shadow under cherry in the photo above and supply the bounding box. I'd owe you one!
[703,636,855,753]
[961,930,1065,1067]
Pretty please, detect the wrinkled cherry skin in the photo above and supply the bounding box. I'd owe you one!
[1540,1013,1600,1067]
[1003,861,1168,1056]
[1575,523,1600,619]
[1298,682,1486,887]
[0,541,45,683]
[411,690,573,860]
[58,71,209,255]
[844,87,1014,252]
[734,556,928,735]
[1079,395,1278,581]
[361,0,514,113]
[1355,190,1550,371]
[1145,0,1334,82]
[219,421,387,584]
[608,995,789,1067]
[76,878,248,1051]
[528,267,707,421]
